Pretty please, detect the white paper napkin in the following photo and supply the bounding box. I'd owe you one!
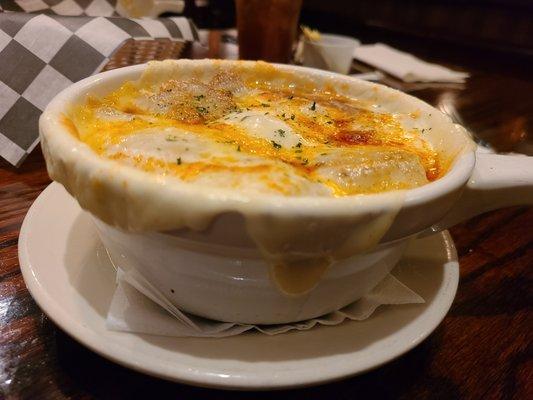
[106,268,425,338]
[354,43,469,83]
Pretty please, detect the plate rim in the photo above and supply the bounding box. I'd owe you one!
[18,183,459,390]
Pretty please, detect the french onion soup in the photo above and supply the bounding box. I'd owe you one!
[42,60,473,298]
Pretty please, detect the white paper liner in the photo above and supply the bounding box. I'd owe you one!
[106,267,425,338]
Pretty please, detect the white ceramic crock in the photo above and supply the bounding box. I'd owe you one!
[39,60,533,324]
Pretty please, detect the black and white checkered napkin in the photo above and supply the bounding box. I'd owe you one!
[0,11,198,166]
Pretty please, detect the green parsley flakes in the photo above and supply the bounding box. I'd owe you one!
[271,141,282,149]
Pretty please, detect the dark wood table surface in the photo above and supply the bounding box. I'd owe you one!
[0,41,532,400]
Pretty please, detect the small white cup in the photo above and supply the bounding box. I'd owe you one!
[303,33,360,74]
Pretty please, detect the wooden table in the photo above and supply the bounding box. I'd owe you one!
[0,43,532,399]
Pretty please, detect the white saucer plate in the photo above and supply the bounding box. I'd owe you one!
[19,183,459,390]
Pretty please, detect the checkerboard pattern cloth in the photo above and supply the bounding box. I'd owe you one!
[0,0,122,16]
[0,12,198,166]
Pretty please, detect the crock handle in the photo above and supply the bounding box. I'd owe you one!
[425,152,533,234]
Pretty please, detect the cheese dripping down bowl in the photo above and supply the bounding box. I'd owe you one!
[39,60,533,324]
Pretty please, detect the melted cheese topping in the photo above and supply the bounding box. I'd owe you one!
[66,68,441,198]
